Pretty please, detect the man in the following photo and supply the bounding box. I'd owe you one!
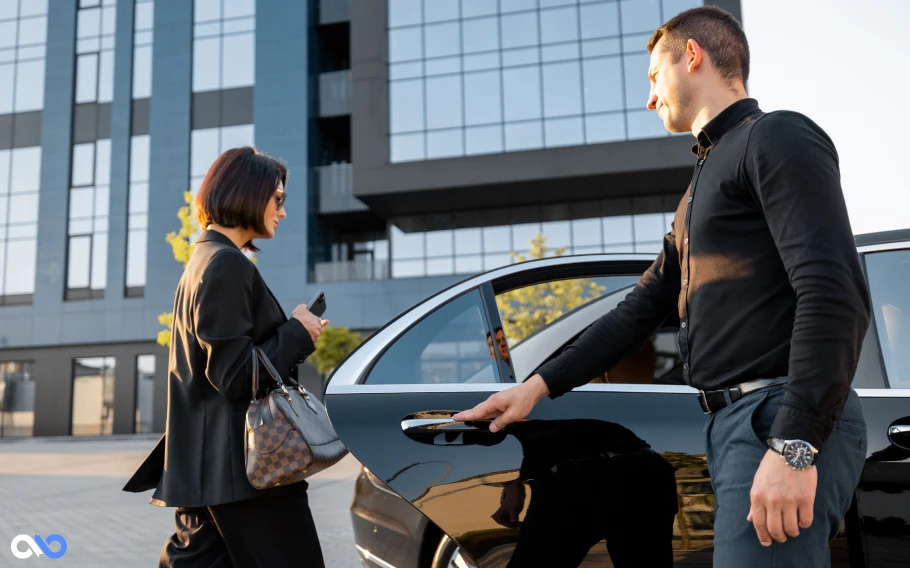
[455,7,870,567]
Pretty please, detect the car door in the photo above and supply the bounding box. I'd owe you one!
[325,254,857,567]
[853,243,910,568]
[326,255,705,567]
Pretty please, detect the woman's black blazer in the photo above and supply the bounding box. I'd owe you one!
[124,229,316,507]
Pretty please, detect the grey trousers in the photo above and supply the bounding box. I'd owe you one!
[706,385,867,568]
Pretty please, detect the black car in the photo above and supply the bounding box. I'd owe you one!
[326,229,910,568]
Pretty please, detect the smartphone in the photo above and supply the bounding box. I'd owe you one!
[307,290,327,318]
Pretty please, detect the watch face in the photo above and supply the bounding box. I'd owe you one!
[783,441,815,469]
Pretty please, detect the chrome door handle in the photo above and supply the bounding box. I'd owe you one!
[401,418,494,434]
[888,423,910,451]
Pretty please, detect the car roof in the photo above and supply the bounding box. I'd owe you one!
[855,228,910,247]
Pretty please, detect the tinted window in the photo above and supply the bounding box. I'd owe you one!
[497,274,686,386]
[366,290,500,384]
[865,249,910,388]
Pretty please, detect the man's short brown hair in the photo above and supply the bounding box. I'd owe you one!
[195,147,288,252]
[647,6,749,84]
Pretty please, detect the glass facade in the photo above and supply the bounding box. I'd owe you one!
[67,0,117,300]
[190,124,255,193]
[75,0,116,105]
[71,356,115,436]
[133,0,153,99]
[67,140,111,299]
[134,354,155,433]
[0,147,40,303]
[387,0,701,162]
[369,210,673,279]
[0,360,35,438]
[0,0,48,117]
[126,0,154,297]
[126,135,149,295]
[0,1,48,305]
[191,0,255,193]
[192,0,255,93]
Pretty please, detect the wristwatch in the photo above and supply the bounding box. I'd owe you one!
[767,438,818,470]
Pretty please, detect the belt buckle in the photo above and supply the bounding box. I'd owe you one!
[697,391,712,414]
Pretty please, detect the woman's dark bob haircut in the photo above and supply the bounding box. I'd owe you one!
[195,147,287,252]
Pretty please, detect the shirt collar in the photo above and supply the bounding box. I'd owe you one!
[692,98,761,156]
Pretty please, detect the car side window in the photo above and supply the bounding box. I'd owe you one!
[495,274,686,384]
[865,249,910,388]
[365,289,501,385]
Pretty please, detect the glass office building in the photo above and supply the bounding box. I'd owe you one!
[0,0,739,437]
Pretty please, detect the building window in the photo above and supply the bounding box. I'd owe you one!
[74,0,116,106]
[0,0,48,151]
[0,147,40,304]
[66,140,110,300]
[190,124,255,193]
[191,0,255,131]
[67,0,117,301]
[387,0,701,162]
[133,0,154,100]
[134,354,155,433]
[315,207,674,283]
[0,361,35,438]
[0,1,47,305]
[125,135,149,296]
[385,211,673,279]
[71,356,115,436]
[125,1,154,297]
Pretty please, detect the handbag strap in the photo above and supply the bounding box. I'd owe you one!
[250,347,284,401]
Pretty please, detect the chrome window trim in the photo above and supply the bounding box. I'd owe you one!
[857,241,910,254]
[326,383,698,395]
[855,388,910,397]
[327,384,909,397]
[325,254,655,392]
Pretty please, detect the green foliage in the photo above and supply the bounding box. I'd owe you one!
[309,326,365,375]
[496,233,607,344]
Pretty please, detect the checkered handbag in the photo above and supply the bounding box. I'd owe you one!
[244,347,348,490]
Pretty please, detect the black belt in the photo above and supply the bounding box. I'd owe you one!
[697,377,788,414]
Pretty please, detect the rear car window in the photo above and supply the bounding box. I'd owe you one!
[365,289,500,385]
[865,249,910,388]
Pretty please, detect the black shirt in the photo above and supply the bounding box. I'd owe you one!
[537,99,870,453]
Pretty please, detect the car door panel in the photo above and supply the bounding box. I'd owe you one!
[854,247,910,567]
[854,393,910,568]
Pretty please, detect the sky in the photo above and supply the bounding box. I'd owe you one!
[742,0,910,236]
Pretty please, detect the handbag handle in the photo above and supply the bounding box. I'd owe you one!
[250,347,284,402]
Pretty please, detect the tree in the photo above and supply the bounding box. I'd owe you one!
[309,326,365,376]
[495,233,607,345]
[157,191,257,347]
[157,191,198,347]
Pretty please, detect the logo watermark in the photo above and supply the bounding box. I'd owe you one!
[10,535,67,560]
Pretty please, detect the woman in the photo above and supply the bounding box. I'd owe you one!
[127,147,328,567]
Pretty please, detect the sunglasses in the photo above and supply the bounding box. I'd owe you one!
[274,190,287,210]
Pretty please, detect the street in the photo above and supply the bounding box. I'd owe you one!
[0,437,363,568]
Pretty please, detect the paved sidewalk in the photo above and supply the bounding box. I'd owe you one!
[0,438,362,567]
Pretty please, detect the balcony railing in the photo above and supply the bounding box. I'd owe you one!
[313,259,390,283]
[319,70,350,117]
[319,0,349,24]
[317,162,367,214]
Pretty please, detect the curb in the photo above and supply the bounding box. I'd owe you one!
[0,433,163,445]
